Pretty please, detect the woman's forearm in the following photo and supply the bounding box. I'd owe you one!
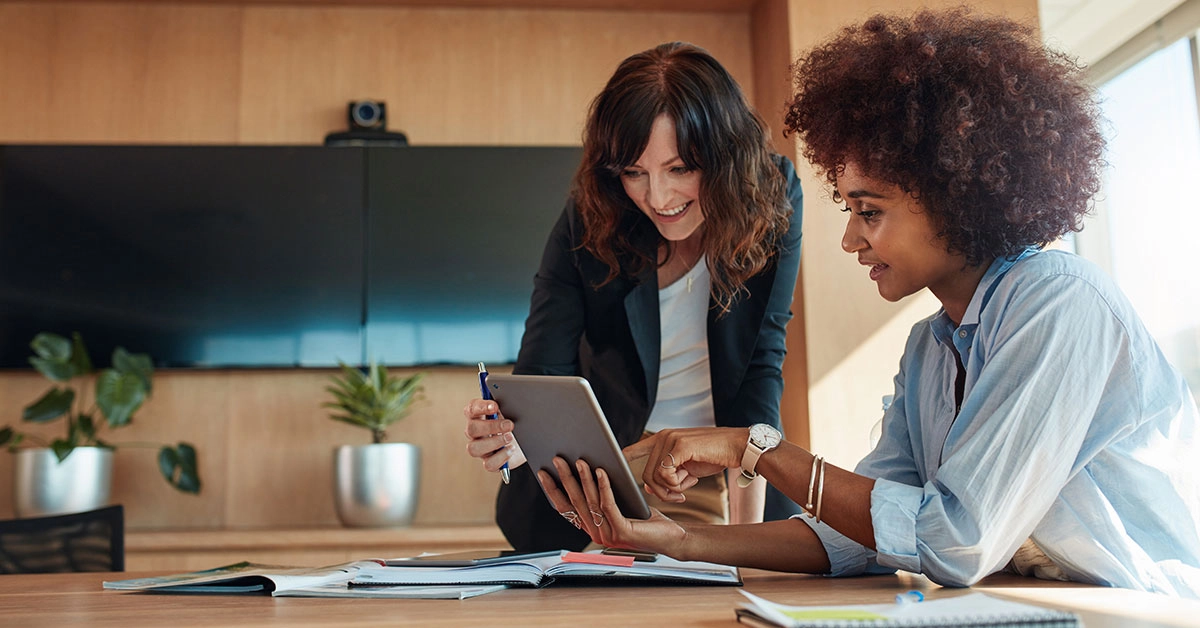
[754,442,877,549]
[673,518,832,573]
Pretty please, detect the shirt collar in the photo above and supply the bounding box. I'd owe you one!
[929,247,1040,345]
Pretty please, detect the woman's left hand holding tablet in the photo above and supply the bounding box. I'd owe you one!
[536,457,685,554]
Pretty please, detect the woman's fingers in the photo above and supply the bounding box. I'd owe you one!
[536,470,587,532]
[540,455,692,552]
[462,399,506,422]
[574,459,615,543]
[551,457,605,543]
[623,435,657,462]
[597,468,684,554]
[462,400,527,471]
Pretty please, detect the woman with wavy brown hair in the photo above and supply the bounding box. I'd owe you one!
[463,41,804,552]
[539,10,1200,597]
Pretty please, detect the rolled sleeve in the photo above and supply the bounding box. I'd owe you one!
[794,514,886,577]
[870,477,925,574]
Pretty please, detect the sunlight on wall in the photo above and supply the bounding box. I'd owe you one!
[808,291,941,469]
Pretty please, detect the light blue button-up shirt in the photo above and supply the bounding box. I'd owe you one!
[803,248,1200,598]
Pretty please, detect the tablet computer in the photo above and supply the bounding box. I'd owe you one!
[484,373,652,520]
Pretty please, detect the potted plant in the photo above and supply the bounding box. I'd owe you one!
[324,361,426,527]
[0,332,200,517]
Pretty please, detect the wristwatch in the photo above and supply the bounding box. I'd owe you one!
[737,423,782,488]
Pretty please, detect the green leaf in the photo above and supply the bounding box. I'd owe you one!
[1,428,24,452]
[95,370,147,427]
[29,356,75,382]
[22,387,74,423]
[50,438,76,462]
[75,413,98,445]
[159,443,201,494]
[158,446,178,480]
[324,362,426,439]
[112,347,153,393]
[31,332,71,360]
[69,332,94,375]
[28,333,76,381]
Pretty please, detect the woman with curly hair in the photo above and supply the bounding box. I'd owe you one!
[462,41,804,552]
[539,9,1200,597]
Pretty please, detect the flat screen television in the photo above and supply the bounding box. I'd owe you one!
[365,147,578,365]
[0,144,581,368]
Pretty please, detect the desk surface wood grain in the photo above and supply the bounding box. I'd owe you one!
[2,569,1197,627]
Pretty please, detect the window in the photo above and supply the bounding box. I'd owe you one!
[1077,35,1200,399]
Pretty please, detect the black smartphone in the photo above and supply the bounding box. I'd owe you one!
[601,547,658,562]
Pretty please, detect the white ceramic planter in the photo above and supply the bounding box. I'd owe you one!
[13,447,113,517]
[333,443,420,527]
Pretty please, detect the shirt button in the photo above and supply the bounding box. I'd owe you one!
[958,330,968,338]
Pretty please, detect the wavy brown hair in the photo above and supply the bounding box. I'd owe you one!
[784,8,1105,266]
[575,42,792,315]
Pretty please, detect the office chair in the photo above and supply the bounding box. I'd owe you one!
[0,504,124,573]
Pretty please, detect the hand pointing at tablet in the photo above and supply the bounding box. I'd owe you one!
[623,427,750,503]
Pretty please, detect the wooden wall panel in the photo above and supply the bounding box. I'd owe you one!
[236,6,753,145]
[0,3,243,143]
[750,0,809,450]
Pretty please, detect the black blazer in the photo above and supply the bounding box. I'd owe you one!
[497,154,805,551]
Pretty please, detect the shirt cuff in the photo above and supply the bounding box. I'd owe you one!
[794,514,876,577]
[871,477,924,574]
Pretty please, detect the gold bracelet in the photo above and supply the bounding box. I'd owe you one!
[814,456,827,524]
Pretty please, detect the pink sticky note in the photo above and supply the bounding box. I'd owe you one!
[561,551,635,567]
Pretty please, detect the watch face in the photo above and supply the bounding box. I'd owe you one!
[750,424,781,449]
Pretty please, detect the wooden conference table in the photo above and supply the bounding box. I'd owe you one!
[2,568,1198,627]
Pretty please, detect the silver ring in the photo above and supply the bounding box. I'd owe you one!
[660,452,677,468]
[590,509,604,527]
[561,510,582,529]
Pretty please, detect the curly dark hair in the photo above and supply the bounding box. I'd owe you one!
[575,41,792,314]
[783,8,1105,265]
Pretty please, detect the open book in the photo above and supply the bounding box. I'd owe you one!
[351,549,741,588]
[735,591,1080,627]
[102,561,505,599]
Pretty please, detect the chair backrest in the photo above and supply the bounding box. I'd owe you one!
[0,504,124,573]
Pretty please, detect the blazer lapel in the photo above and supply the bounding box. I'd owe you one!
[624,265,660,406]
[708,264,775,411]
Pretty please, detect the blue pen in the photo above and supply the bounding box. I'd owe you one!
[478,362,511,484]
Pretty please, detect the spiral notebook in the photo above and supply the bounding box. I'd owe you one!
[735,591,1080,627]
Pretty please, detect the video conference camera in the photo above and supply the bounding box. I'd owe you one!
[325,99,409,146]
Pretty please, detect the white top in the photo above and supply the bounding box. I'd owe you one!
[644,255,716,433]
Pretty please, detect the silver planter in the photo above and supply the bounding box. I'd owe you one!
[13,447,113,517]
[333,443,421,527]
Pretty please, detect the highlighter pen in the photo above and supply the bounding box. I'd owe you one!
[478,362,511,484]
